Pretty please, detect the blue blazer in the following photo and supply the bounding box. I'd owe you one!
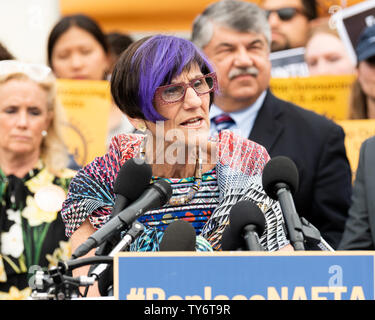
[339,136,375,249]
[249,90,352,249]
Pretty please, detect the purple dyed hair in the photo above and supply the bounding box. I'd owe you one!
[131,35,215,122]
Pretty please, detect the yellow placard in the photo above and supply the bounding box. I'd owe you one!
[337,119,375,177]
[270,75,356,121]
[56,79,111,166]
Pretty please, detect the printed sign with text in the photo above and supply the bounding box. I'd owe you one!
[114,251,375,301]
[57,79,111,166]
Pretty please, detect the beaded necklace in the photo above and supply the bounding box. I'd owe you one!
[167,154,202,206]
[139,133,203,205]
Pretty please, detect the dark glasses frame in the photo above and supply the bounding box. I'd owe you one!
[154,72,218,105]
[265,7,306,21]
[365,56,375,66]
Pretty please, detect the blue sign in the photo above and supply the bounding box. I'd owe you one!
[114,251,375,300]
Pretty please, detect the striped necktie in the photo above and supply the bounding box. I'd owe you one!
[213,113,235,132]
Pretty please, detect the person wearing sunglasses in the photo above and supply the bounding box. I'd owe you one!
[0,61,76,299]
[192,0,352,250]
[61,34,293,296]
[261,0,317,52]
[348,24,375,120]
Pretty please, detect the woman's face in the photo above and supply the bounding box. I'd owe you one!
[358,58,375,99]
[51,26,109,80]
[0,79,51,156]
[145,64,211,154]
[305,33,355,76]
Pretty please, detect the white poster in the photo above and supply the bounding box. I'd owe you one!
[0,0,60,64]
[332,0,375,64]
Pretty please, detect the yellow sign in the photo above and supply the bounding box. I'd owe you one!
[56,79,111,166]
[337,119,375,177]
[270,75,356,121]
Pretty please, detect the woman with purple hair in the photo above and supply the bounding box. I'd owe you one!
[61,34,292,296]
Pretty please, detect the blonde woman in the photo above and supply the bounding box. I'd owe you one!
[0,60,75,299]
[305,20,355,76]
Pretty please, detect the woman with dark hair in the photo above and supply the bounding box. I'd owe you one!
[61,35,292,296]
[47,14,109,81]
[47,14,134,148]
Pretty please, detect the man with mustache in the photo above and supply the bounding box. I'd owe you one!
[192,0,352,249]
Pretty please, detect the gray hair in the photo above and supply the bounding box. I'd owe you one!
[192,0,271,49]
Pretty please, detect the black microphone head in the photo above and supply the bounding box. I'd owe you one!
[152,179,173,205]
[262,156,299,200]
[229,200,266,237]
[221,224,244,251]
[114,158,152,201]
[159,220,196,251]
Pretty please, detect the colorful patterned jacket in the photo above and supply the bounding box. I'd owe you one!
[61,130,289,251]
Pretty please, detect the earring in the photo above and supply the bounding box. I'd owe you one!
[135,122,147,161]
[137,122,147,133]
[41,130,48,137]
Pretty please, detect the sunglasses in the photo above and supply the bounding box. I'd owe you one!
[0,60,53,82]
[154,72,218,105]
[365,56,375,66]
[265,7,306,21]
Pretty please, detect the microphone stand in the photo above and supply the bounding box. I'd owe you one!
[300,217,334,251]
[276,185,333,251]
[276,186,305,251]
[89,221,144,283]
[29,221,145,300]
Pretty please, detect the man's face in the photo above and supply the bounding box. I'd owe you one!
[202,24,271,111]
[262,0,310,52]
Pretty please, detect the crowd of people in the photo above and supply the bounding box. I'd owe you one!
[0,0,375,299]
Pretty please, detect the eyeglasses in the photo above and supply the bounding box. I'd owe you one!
[365,56,375,66]
[265,7,306,21]
[0,60,53,82]
[154,72,218,105]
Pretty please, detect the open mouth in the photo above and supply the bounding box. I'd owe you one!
[180,117,203,128]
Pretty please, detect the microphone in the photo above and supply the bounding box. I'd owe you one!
[72,179,173,258]
[94,159,152,257]
[221,200,265,251]
[262,156,305,250]
[112,158,152,216]
[159,220,196,251]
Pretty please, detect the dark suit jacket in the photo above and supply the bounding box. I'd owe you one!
[249,90,352,249]
[339,136,375,249]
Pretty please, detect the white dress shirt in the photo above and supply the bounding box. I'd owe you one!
[210,90,267,138]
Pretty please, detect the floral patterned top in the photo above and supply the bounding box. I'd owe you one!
[0,161,76,300]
